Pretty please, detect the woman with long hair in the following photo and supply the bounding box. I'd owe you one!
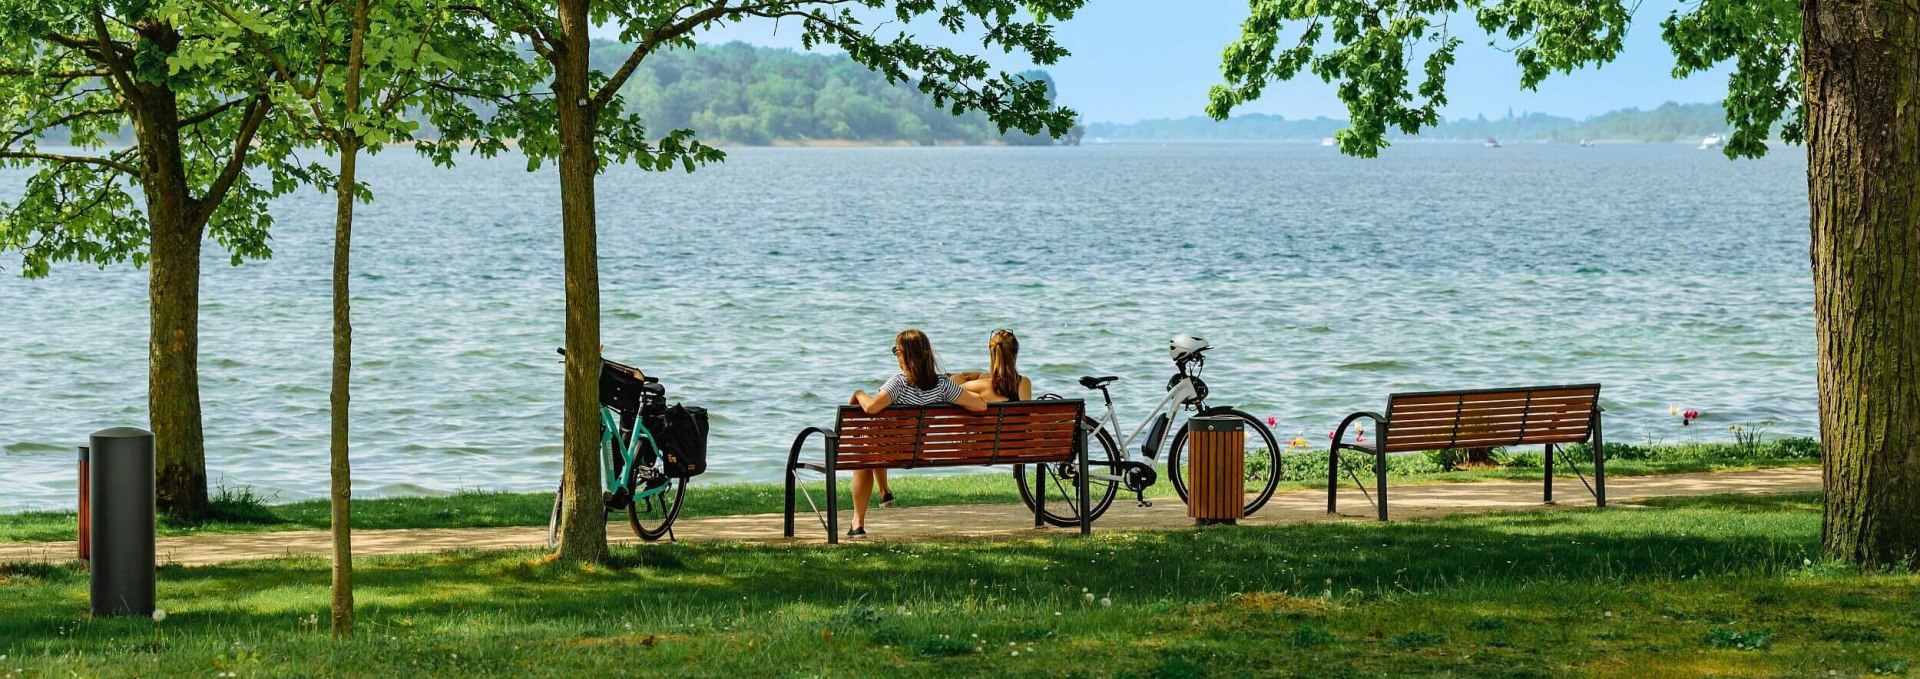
[956,329,1032,402]
[847,329,986,538]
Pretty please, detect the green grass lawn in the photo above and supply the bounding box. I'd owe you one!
[1,439,1819,544]
[3,492,1914,678]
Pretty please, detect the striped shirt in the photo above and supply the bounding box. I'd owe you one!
[877,373,964,406]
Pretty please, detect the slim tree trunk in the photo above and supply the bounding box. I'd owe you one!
[131,80,211,520]
[1804,0,1920,569]
[329,0,371,636]
[552,0,609,564]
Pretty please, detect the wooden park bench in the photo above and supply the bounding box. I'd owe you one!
[785,400,1090,543]
[1329,384,1605,520]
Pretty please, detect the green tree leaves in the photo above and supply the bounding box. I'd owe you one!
[1212,0,1798,159]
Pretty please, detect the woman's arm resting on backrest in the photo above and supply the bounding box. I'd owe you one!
[854,389,893,414]
[954,389,989,412]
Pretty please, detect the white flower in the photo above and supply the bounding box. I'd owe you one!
[1010,651,1020,657]
[151,609,167,623]
[1084,593,1095,602]
[1100,598,1112,608]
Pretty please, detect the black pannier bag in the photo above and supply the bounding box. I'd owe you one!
[651,404,709,478]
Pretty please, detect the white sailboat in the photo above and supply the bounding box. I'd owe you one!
[1699,134,1726,150]
[1484,136,1501,148]
[1320,137,1336,147]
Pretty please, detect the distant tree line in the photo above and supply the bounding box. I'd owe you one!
[600,41,1079,146]
[1088,102,1748,143]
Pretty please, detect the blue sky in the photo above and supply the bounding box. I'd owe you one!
[658,1,1732,124]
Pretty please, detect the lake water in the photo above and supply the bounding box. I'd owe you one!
[0,143,1814,512]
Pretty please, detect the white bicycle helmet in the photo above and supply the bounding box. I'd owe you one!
[1169,334,1211,364]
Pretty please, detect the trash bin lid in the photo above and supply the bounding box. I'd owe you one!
[90,427,153,439]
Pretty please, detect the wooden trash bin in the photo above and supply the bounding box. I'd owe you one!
[1187,415,1245,525]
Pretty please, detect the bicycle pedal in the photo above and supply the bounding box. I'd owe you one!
[1137,500,1153,508]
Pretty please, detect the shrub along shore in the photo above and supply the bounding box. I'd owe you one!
[0,439,1817,545]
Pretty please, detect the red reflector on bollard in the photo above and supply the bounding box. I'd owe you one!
[77,446,91,561]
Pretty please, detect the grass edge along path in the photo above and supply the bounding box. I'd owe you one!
[2,491,1916,678]
[1,439,1820,544]
[0,467,1822,567]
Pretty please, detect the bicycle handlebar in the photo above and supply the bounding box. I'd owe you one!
[555,347,657,384]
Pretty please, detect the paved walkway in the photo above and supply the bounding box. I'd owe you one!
[0,467,1818,566]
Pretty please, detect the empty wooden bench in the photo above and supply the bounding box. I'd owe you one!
[785,400,1090,543]
[1330,384,1605,520]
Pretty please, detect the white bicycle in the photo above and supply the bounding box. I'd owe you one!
[1015,334,1283,525]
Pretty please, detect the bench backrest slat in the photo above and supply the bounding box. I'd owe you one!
[1384,384,1600,453]
[833,400,1083,470]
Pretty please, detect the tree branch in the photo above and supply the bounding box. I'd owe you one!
[178,97,251,127]
[201,0,317,98]
[450,4,554,57]
[1,108,121,149]
[86,11,141,99]
[590,0,732,108]
[0,150,139,175]
[193,96,271,228]
[0,67,110,78]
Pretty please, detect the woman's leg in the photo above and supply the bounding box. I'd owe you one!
[852,469,872,529]
[875,468,891,497]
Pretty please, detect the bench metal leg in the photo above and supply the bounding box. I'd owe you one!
[1078,434,1091,535]
[783,468,796,538]
[1033,462,1046,528]
[1376,426,1390,521]
[1544,443,1555,504]
[1327,444,1339,514]
[1593,411,1607,507]
[826,447,839,544]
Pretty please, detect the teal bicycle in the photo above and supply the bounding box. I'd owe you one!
[546,349,693,545]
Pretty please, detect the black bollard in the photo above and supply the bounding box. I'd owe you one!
[88,427,154,617]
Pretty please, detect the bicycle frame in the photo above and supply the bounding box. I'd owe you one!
[1089,373,1203,465]
[600,406,672,501]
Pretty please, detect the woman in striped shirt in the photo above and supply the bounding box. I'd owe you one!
[846,329,987,538]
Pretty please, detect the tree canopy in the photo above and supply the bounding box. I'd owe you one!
[1210,0,1800,159]
[0,1,316,277]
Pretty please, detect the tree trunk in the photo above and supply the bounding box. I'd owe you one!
[552,0,609,564]
[131,80,210,520]
[1804,0,1920,569]
[329,134,360,637]
[329,0,371,637]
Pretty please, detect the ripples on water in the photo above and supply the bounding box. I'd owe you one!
[0,144,1813,511]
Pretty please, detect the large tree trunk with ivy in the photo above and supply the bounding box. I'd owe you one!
[133,81,211,520]
[551,0,609,564]
[1805,0,1920,569]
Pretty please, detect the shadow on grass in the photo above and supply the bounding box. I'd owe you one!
[0,496,1825,649]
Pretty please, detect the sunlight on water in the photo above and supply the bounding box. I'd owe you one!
[0,144,1813,511]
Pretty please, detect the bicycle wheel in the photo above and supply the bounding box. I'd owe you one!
[1165,408,1284,516]
[1014,418,1122,527]
[546,480,564,549]
[626,477,687,542]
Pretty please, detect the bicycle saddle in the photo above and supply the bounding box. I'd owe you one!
[1079,375,1120,389]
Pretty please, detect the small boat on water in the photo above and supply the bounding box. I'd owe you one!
[1579,137,1596,147]
[1699,134,1726,150]
[1484,136,1501,148]
[1320,137,1336,147]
